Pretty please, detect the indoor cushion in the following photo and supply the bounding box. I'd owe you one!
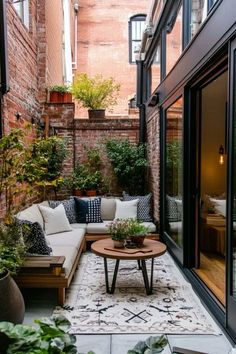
[209,198,226,217]
[19,220,52,255]
[101,198,117,220]
[114,199,138,220]
[122,192,152,221]
[74,197,102,223]
[48,199,77,224]
[38,204,72,235]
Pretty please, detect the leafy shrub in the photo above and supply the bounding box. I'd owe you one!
[106,139,147,195]
[71,73,120,110]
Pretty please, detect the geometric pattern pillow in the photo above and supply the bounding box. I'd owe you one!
[19,220,52,255]
[166,195,182,222]
[48,199,77,224]
[122,192,152,222]
[74,197,102,223]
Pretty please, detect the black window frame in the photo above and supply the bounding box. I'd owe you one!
[129,14,146,64]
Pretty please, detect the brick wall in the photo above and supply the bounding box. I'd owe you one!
[75,0,149,118]
[44,102,140,195]
[146,105,160,222]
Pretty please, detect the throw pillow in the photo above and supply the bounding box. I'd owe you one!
[209,198,226,217]
[74,197,103,223]
[38,204,72,235]
[19,220,52,255]
[114,199,138,220]
[48,199,77,224]
[122,192,152,221]
[166,195,182,222]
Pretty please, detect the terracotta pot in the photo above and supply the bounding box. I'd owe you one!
[0,271,25,323]
[49,91,64,103]
[74,189,83,197]
[113,240,125,248]
[63,92,72,103]
[88,109,105,119]
[86,189,97,197]
[126,235,146,248]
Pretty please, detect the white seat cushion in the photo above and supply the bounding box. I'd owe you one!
[46,228,85,250]
[70,223,87,230]
[141,222,156,233]
[51,245,78,277]
[86,221,112,234]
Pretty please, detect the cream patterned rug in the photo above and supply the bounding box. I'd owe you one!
[53,252,221,335]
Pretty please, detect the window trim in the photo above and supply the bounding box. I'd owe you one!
[129,14,146,64]
[12,0,29,28]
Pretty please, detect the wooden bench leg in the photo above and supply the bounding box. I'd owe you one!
[58,288,65,306]
[83,239,87,252]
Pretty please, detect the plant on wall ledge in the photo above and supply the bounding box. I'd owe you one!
[106,139,148,195]
[47,84,72,103]
[71,73,120,118]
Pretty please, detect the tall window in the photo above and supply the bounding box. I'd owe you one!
[129,14,146,63]
[166,2,183,75]
[13,0,29,28]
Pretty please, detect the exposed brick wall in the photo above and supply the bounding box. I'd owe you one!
[44,102,140,196]
[75,0,149,118]
[146,105,160,222]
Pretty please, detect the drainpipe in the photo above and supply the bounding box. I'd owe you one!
[136,59,146,144]
[72,0,79,72]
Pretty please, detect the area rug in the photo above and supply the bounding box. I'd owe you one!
[53,252,221,335]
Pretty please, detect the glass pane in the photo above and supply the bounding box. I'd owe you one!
[232,51,236,298]
[151,42,161,93]
[166,3,183,75]
[13,3,24,20]
[165,97,183,247]
[190,0,208,39]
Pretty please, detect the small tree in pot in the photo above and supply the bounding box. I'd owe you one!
[71,73,120,119]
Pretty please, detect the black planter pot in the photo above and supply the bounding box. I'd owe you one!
[0,271,25,323]
[88,109,105,119]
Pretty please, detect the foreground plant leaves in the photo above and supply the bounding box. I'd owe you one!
[127,335,168,354]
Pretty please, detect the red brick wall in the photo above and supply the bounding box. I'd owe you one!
[146,106,160,222]
[75,0,149,118]
[44,102,140,195]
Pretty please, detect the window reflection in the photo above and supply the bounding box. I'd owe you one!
[151,42,161,94]
[165,97,183,247]
[190,0,208,39]
[166,3,183,75]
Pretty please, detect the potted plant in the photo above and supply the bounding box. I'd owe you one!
[126,219,150,248]
[0,315,95,354]
[70,73,120,119]
[108,219,130,248]
[83,170,102,196]
[47,84,72,103]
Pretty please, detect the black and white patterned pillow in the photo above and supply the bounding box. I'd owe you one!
[48,199,77,224]
[122,192,152,222]
[166,195,182,222]
[19,220,52,255]
[74,197,103,223]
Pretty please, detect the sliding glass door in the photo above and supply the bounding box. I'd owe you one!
[163,96,184,264]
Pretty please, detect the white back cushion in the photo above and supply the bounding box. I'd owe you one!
[101,198,117,220]
[38,204,72,235]
[17,204,45,228]
[114,199,138,220]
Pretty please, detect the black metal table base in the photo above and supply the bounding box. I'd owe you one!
[103,258,154,295]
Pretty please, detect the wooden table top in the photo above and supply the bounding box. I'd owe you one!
[91,238,167,260]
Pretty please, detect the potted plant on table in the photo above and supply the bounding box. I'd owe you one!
[108,219,130,248]
[48,84,72,103]
[126,219,150,248]
[70,73,120,119]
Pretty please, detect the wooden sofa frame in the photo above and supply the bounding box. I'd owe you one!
[15,233,159,305]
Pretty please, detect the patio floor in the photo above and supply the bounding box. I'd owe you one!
[22,254,234,354]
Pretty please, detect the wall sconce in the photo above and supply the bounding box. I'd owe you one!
[219,144,225,165]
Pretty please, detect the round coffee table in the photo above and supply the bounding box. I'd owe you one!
[91,238,166,295]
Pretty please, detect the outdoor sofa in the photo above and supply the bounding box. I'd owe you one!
[15,195,157,305]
